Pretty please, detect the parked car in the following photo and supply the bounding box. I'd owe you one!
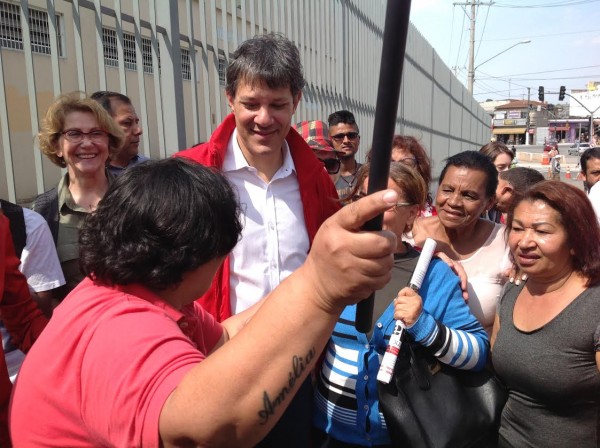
[568,142,593,156]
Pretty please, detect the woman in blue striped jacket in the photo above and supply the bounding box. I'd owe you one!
[312,161,489,447]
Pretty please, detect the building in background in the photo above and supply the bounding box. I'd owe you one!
[569,82,600,144]
[491,100,540,145]
[484,81,600,145]
[0,0,490,203]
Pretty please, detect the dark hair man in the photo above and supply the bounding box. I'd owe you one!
[495,167,545,214]
[580,146,600,222]
[328,110,362,199]
[10,158,398,447]
[91,91,148,176]
[175,33,339,446]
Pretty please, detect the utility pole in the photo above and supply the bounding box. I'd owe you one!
[454,0,495,94]
[467,0,476,94]
[526,87,531,145]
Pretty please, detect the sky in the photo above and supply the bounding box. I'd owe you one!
[409,0,600,104]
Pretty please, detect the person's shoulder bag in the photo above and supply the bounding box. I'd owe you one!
[378,337,507,448]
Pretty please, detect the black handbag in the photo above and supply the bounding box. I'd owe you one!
[378,340,507,448]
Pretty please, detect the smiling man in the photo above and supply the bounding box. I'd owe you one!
[176,33,339,447]
[91,91,148,176]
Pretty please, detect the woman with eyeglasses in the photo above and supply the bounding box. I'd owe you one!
[312,161,489,447]
[367,135,436,217]
[31,93,124,300]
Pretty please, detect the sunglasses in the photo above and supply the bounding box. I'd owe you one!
[321,157,341,174]
[331,132,360,142]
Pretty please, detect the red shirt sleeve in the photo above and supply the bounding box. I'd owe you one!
[0,214,48,353]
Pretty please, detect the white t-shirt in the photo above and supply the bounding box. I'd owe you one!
[405,222,511,335]
[20,208,66,292]
[588,182,600,225]
[460,223,511,335]
[2,207,65,382]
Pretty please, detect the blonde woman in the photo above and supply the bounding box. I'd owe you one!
[32,93,124,300]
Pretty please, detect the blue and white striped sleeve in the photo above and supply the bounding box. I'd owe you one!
[405,258,489,371]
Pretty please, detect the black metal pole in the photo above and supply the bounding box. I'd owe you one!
[355,0,412,333]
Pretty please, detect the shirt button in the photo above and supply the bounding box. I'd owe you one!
[364,375,369,380]
[376,322,383,328]
[180,322,188,328]
[363,405,369,410]
[364,344,370,349]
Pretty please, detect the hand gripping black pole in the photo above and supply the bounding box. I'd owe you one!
[355,0,413,333]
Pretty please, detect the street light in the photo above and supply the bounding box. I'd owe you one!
[467,40,531,94]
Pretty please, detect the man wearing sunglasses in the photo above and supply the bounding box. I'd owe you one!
[328,110,362,199]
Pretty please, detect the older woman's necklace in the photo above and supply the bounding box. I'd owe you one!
[339,164,359,187]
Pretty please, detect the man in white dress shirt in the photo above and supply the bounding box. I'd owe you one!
[176,33,339,447]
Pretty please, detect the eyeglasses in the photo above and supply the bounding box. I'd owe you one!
[331,132,360,143]
[395,157,418,168]
[321,158,341,174]
[61,129,109,143]
[352,192,413,208]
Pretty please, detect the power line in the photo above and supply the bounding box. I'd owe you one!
[453,5,468,71]
[480,28,600,41]
[478,64,600,79]
[474,4,492,61]
[493,0,600,8]
[507,75,600,81]
[479,73,600,81]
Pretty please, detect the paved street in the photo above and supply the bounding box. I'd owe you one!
[513,144,585,190]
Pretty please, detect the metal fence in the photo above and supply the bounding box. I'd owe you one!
[0,0,490,203]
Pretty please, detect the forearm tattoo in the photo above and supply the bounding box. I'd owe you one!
[258,347,316,425]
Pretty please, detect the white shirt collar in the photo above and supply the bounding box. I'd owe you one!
[223,128,296,179]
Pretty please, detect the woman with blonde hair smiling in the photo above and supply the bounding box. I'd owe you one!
[32,93,124,300]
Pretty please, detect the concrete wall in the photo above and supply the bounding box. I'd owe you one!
[0,0,489,203]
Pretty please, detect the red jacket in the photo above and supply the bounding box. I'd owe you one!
[0,213,48,446]
[176,114,340,321]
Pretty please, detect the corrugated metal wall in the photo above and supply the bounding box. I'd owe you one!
[0,0,489,203]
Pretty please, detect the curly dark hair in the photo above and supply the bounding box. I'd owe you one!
[79,158,242,290]
[439,151,498,199]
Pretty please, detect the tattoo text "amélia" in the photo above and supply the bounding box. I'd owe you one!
[258,347,316,425]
